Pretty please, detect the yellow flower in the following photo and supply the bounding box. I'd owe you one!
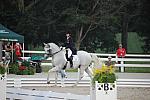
[92,64,115,75]
[92,64,116,84]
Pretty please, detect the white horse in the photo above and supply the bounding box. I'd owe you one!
[44,43,100,86]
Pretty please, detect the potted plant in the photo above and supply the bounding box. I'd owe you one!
[90,64,117,100]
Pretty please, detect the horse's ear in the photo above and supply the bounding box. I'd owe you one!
[43,43,47,46]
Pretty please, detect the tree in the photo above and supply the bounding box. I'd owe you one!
[114,0,142,52]
[135,0,150,53]
[45,0,124,51]
[1,0,146,53]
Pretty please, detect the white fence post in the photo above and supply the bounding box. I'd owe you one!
[121,58,124,72]
[0,74,6,100]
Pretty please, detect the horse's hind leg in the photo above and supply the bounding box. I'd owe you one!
[85,67,93,79]
[73,66,85,86]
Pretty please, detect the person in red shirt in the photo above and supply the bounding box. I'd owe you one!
[116,43,126,58]
[116,43,126,71]
[14,43,22,58]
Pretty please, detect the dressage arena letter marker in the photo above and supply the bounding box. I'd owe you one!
[91,81,117,100]
[104,83,109,91]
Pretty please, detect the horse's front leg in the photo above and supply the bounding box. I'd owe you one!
[47,67,57,84]
[54,71,58,86]
[59,70,67,87]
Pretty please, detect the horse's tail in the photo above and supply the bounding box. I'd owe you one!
[90,53,102,68]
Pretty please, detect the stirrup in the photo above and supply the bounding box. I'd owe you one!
[70,63,73,68]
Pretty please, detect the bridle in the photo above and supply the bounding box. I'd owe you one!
[45,44,62,57]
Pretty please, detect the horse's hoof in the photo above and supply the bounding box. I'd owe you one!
[50,85,56,87]
[72,84,77,87]
[32,88,36,90]
[47,81,50,84]
[65,76,67,78]
[60,85,65,87]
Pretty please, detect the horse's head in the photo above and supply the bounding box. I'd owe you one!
[43,43,61,58]
[43,43,52,58]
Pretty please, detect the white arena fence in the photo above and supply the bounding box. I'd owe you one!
[6,77,150,100]
[6,78,150,100]
[21,50,150,69]
[6,77,150,88]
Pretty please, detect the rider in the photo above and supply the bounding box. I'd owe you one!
[65,32,77,67]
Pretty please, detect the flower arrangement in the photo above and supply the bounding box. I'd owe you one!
[92,64,116,84]
[9,60,35,75]
[16,60,35,75]
[19,65,27,70]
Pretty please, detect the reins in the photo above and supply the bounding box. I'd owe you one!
[51,48,63,57]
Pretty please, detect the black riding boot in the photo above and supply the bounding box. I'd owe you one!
[65,50,69,61]
[69,55,73,68]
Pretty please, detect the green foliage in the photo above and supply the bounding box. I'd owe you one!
[135,0,150,53]
[16,67,35,75]
[9,63,19,74]
[0,66,6,74]
[9,62,35,75]
[0,0,149,53]
[116,32,144,53]
[21,60,30,67]
[28,67,35,75]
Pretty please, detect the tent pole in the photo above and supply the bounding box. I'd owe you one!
[0,41,2,62]
[23,43,24,61]
[11,42,13,63]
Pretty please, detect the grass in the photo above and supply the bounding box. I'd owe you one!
[125,67,150,73]
[41,65,150,73]
[115,67,150,73]
[41,65,78,72]
[125,61,150,64]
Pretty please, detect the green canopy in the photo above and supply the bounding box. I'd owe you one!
[0,24,24,43]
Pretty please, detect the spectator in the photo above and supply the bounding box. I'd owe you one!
[116,43,126,71]
[14,42,22,58]
[105,56,115,67]
[4,42,12,60]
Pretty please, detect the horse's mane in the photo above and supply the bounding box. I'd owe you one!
[48,43,60,50]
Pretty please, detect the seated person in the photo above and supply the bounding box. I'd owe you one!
[65,32,77,67]
[105,56,115,67]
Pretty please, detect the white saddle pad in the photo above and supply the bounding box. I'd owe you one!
[72,55,80,67]
[67,49,72,58]
[73,55,79,62]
